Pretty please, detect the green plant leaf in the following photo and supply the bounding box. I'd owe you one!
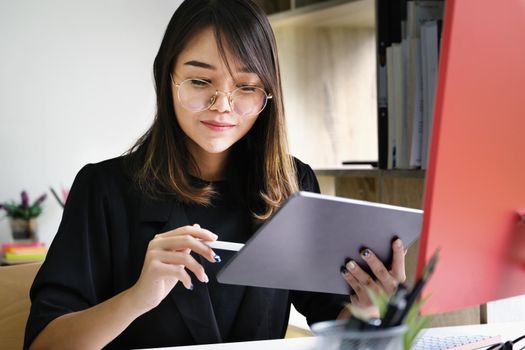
[29,206,42,218]
[403,296,432,350]
[1,193,45,219]
[404,314,431,350]
[365,287,389,318]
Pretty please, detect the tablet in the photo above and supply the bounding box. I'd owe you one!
[216,191,422,295]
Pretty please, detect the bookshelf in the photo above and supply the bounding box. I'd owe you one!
[260,0,444,171]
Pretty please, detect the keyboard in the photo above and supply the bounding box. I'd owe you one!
[412,334,502,350]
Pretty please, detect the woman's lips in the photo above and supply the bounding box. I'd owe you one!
[201,120,236,131]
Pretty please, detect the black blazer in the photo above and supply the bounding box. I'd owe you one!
[24,156,348,349]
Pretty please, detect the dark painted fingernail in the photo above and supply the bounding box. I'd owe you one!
[340,265,348,274]
[213,253,221,263]
[344,257,351,265]
[360,248,371,258]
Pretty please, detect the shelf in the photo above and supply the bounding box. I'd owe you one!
[268,0,374,28]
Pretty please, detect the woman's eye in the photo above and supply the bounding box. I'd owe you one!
[190,79,211,87]
[238,85,258,93]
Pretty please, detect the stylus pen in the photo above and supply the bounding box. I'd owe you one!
[380,283,408,328]
[203,240,245,252]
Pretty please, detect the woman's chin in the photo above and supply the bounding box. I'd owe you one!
[198,142,233,156]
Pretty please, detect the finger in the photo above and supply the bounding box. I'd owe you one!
[156,225,218,242]
[180,273,193,290]
[341,268,372,305]
[170,265,194,290]
[359,248,398,295]
[152,260,194,290]
[345,259,382,294]
[153,225,218,261]
[154,250,209,283]
[189,224,204,255]
[390,239,407,283]
[150,235,217,263]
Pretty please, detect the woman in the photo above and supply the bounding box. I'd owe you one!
[25,0,406,349]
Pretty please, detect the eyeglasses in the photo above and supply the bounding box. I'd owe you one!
[171,76,272,118]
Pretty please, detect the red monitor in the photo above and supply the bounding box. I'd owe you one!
[417,0,525,314]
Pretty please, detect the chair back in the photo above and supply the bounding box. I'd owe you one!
[0,262,42,349]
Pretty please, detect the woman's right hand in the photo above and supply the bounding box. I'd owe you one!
[129,224,219,313]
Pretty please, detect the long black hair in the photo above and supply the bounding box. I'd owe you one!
[127,0,298,221]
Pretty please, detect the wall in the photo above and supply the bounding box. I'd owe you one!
[0,0,182,245]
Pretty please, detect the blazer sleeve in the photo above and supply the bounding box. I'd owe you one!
[24,164,114,349]
[289,159,349,325]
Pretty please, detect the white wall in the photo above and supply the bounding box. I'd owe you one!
[0,0,182,245]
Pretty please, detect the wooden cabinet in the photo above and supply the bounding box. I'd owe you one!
[260,0,378,168]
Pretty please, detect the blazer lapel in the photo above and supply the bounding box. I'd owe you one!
[161,200,222,344]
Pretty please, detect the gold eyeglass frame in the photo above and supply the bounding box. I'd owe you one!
[170,74,273,117]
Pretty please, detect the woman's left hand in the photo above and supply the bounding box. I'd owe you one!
[340,238,406,318]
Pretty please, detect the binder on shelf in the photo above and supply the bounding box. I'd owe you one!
[386,45,396,169]
[396,39,410,169]
[376,0,405,169]
[406,1,445,39]
[420,20,440,169]
[407,1,444,169]
[408,37,423,167]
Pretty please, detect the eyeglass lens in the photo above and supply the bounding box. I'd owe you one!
[177,79,268,117]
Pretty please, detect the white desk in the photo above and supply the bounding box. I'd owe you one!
[141,322,525,350]
[418,322,525,339]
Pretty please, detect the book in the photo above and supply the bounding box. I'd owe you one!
[3,246,47,254]
[1,241,47,264]
[376,0,406,169]
[420,20,440,169]
[406,1,444,169]
[409,37,424,168]
[386,45,397,169]
[379,0,444,169]
[4,252,47,262]
[1,241,45,249]
[406,1,445,39]
[396,38,410,169]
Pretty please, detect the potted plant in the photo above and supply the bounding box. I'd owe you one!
[0,191,47,241]
[311,251,439,350]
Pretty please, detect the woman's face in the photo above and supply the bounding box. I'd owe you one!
[172,26,264,159]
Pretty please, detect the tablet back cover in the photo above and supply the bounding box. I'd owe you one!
[217,191,422,295]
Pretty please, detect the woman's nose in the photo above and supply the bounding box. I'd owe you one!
[209,91,232,113]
